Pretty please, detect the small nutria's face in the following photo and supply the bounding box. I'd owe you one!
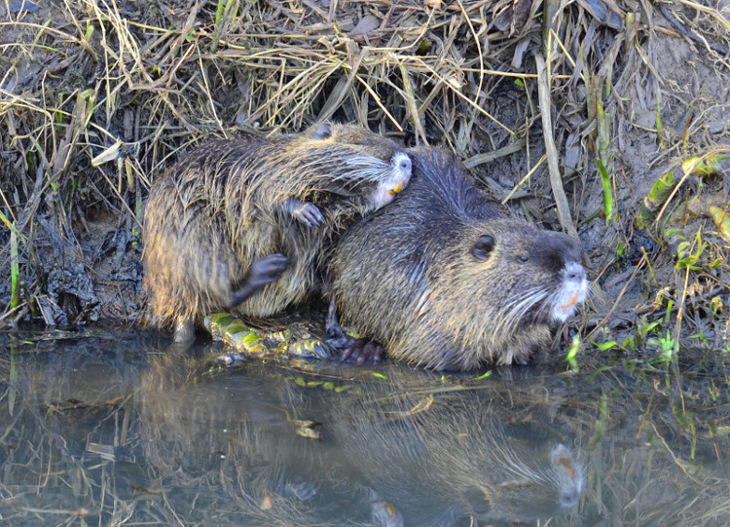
[371,152,412,209]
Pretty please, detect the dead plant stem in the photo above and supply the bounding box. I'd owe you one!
[534,52,578,239]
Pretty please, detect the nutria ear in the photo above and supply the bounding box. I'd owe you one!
[311,122,333,140]
[472,234,495,260]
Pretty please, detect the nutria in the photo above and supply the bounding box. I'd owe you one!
[327,146,588,370]
[143,122,412,342]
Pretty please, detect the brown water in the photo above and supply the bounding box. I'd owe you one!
[0,327,728,526]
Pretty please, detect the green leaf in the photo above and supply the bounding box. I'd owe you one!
[591,340,618,351]
[595,159,614,224]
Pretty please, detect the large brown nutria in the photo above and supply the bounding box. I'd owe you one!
[327,146,588,370]
[143,122,412,342]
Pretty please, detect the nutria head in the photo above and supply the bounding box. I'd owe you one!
[298,122,412,210]
[418,217,587,369]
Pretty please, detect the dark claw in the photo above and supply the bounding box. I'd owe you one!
[300,203,324,226]
[325,300,342,338]
[339,341,356,363]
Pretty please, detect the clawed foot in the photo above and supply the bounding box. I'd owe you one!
[325,299,385,365]
[285,198,324,227]
[327,333,386,365]
[229,253,289,307]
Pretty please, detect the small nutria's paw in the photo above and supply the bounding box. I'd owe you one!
[285,197,324,227]
[329,335,386,366]
[295,203,324,227]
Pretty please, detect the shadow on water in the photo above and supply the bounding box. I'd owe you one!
[0,326,728,526]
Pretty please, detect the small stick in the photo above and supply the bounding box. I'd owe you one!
[534,52,578,240]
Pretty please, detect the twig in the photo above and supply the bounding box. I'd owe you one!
[534,53,578,239]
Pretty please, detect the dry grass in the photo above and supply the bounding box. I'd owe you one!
[0,0,728,355]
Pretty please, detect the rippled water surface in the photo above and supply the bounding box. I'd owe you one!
[0,327,728,526]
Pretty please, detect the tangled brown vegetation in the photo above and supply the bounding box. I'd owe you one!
[1,0,728,357]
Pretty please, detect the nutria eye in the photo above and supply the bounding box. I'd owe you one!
[394,154,411,173]
[518,254,529,263]
[472,235,495,260]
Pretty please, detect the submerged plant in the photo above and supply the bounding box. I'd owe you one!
[651,331,677,363]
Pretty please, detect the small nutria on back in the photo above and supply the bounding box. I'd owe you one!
[143,122,412,342]
[327,147,588,370]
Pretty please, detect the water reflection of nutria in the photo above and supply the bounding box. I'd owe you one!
[138,347,366,526]
[329,373,585,526]
[137,354,584,526]
[7,331,730,526]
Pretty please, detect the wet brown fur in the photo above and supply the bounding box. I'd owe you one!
[143,123,408,332]
[329,147,586,371]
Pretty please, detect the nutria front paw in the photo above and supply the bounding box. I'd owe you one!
[284,197,324,227]
[247,253,290,287]
[329,334,386,366]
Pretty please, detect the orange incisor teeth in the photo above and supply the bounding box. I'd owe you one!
[561,293,580,309]
[389,182,405,195]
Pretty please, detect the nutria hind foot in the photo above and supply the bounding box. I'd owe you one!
[325,300,385,365]
[229,253,290,307]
